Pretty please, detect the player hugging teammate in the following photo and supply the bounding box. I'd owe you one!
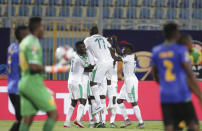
[63,26,145,128]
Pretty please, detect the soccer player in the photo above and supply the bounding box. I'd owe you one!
[18,17,69,131]
[106,36,118,128]
[84,26,116,116]
[7,25,29,131]
[64,41,94,128]
[151,22,202,131]
[114,37,145,129]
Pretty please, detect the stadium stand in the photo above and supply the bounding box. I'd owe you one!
[32,6,42,16]
[154,8,164,19]
[127,7,137,18]
[60,6,70,17]
[87,7,97,17]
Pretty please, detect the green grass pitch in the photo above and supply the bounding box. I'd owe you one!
[0,121,202,131]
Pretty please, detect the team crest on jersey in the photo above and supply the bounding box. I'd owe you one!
[32,46,38,55]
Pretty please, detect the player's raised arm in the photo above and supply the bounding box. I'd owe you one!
[112,35,123,56]
[107,37,121,61]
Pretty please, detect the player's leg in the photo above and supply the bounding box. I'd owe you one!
[182,102,199,131]
[128,78,144,129]
[44,109,58,131]
[117,84,131,128]
[90,65,106,114]
[90,96,102,127]
[19,94,37,131]
[100,95,107,127]
[88,97,95,128]
[34,88,58,131]
[161,103,175,131]
[64,99,77,127]
[9,94,22,131]
[107,80,117,128]
[74,81,88,128]
[74,98,86,128]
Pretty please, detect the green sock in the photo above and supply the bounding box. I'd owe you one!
[19,123,29,131]
[43,118,56,131]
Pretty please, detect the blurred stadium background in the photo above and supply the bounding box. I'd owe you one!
[0,0,202,80]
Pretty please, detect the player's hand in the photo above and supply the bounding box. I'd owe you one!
[84,64,95,72]
[45,65,70,73]
[111,35,118,42]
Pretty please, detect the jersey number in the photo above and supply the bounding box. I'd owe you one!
[163,60,176,81]
[94,38,106,49]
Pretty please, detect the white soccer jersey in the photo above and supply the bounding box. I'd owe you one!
[122,54,136,78]
[68,53,89,84]
[84,34,113,63]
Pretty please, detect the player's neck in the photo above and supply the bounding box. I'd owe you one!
[32,32,40,39]
[164,40,176,45]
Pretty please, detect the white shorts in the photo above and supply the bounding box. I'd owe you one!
[68,79,88,100]
[100,80,107,96]
[118,76,138,102]
[90,61,113,83]
[88,79,108,96]
[108,81,118,97]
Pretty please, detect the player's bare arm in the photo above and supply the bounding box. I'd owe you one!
[109,48,122,61]
[112,35,123,56]
[182,62,202,104]
[84,64,95,72]
[29,64,45,74]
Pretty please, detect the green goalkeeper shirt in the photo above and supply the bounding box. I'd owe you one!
[19,34,43,86]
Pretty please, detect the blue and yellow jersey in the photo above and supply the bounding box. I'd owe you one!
[7,43,20,94]
[151,43,191,103]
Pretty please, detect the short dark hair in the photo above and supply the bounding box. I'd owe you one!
[75,41,84,49]
[163,22,179,40]
[28,17,42,33]
[125,43,134,52]
[178,34,192,45]
[90,26,99,36]
[15,25,28,41]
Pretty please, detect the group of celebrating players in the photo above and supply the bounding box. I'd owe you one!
[63,26,144,129]
[7,16,202,131]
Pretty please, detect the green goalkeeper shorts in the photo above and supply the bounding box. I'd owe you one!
[19,78,56,116]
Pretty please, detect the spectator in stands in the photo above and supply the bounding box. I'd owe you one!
[7,25,29,131]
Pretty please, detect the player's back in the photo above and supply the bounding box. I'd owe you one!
[152,43,191,103]
[84,34,112,63]
[7,43,20,94]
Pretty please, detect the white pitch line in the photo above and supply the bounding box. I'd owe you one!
[0,86,8,93]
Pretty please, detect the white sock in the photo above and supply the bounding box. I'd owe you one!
[110,107,116,123]
[101,99,106,124]
[88,104,94,122]
[133,105,143,124]
[118,103,128,120]
[92,99,100,123]
[91,85,101,107]
[65,105,74,123]
[95,113,100,123]
[76,104,85,122]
